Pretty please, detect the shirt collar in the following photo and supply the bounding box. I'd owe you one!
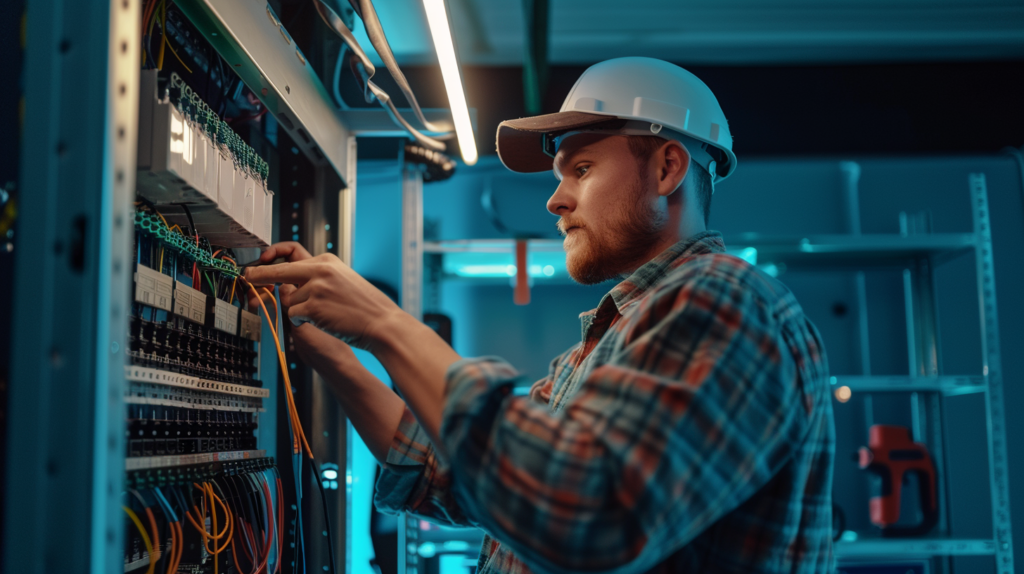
[607,230,726,313]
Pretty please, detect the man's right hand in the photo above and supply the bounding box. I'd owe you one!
[246,242,407,463]
[246,242,364,378]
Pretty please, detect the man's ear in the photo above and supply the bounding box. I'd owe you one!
[657,140,690,198]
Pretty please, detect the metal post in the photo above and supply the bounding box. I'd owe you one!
[3,0,138,570]
[840,162,874,431]
[402,164,424,322]
[399,153,424,574]
[338,135,358,268]
[969,173,1014,574]
[307,163,348,574]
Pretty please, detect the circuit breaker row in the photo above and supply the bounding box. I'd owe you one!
[127,406,257,458]
[129,315,260,387]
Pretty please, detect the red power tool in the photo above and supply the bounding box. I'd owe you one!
[857,425,938,537]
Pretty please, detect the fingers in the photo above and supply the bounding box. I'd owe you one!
[288,301,315,327]
[244,260,315,287]
[283,282,312,308]
[260,242,313,263]
[278,283,298,307]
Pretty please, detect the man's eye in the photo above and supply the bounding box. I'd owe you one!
[576,165,589,177]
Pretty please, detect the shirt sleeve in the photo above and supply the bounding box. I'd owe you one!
[373,406,476,527]
[438,273,829,574]
[374,345,578,527]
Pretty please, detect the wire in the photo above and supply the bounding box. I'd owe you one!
[332,41,349,109]
[242,280,311,457]
[205,272,217,297]
[130,490,161,574]
[310,458,337,574]
[124,506,155,572]
[151,489,178,574]
[367,80,446,151]
[185,484,231,543]
[311,0,448,148]
[157,0,167,69]
[352,0,453,134]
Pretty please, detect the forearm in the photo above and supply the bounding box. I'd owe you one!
[368,310,461,451]
[307,348,407,464]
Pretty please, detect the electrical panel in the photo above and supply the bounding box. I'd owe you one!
[137,70,274,247]
[126,67,279,573]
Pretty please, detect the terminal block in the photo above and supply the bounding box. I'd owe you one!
[136,70,274,246]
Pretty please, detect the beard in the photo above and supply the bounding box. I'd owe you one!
[558,172,667,285]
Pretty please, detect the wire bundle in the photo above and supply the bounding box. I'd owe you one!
[240,280,339,574]
[141,0,191,72]
[124,473,283,574]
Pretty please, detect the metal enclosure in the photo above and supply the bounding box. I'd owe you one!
[3,0,455,571]
[4,0,139,571]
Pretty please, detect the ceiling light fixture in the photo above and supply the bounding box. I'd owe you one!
[421,0,478,165]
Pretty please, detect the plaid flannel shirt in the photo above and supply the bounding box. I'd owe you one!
[375,231,835,574]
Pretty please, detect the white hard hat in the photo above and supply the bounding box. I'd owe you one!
[496,57,737,182]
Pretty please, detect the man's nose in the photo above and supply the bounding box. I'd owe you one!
[546,181,575,216]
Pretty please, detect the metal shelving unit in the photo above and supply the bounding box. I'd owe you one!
[400,171,1012,573]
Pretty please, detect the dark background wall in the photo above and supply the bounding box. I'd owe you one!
[355,61,1024,160]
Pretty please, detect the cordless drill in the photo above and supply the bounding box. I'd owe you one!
[857,425,938,537]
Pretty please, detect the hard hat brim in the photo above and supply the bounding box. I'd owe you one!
[496,111,614,173]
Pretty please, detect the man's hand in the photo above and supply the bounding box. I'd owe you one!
[247,241,460,451]
[244,247,403,350]
[244,242,408,463]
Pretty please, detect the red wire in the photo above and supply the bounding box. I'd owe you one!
[191,233,200,290]
[231,522,251,574]
[256,477,275,574]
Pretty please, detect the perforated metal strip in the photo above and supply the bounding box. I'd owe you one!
[970,173,1014,574]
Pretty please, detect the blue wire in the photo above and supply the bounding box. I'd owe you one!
[154,487,179,522]
[294,451,306,574]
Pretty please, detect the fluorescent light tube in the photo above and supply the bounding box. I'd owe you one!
[422,0,478,165]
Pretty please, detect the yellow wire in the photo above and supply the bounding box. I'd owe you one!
[159,246,164,272]
[154,211,170,229]
[123,506,155,571]
[229,278,236,305]
[162,21,193,73]
[157,0,167,69]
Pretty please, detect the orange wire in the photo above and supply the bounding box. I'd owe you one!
[206,484,234,554]
[260,287,277,329]
[185,484,230,541]
[163,518,176,574]
[209,483,219,574]
[143,506,161,574]
[242,280,311,457]
[173,521,184,573]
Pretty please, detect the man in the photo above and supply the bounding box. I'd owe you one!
[246,57,835,573]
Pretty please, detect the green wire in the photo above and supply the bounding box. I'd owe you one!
[205,272,217,297]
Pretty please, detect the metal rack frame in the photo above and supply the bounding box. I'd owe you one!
[399,171,1013,573]
[3,0,452,571]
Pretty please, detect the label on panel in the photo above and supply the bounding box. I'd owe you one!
[239,309,261,341]
[134,264,173,311]
[173,281,207,323]
[213,298,239,335]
